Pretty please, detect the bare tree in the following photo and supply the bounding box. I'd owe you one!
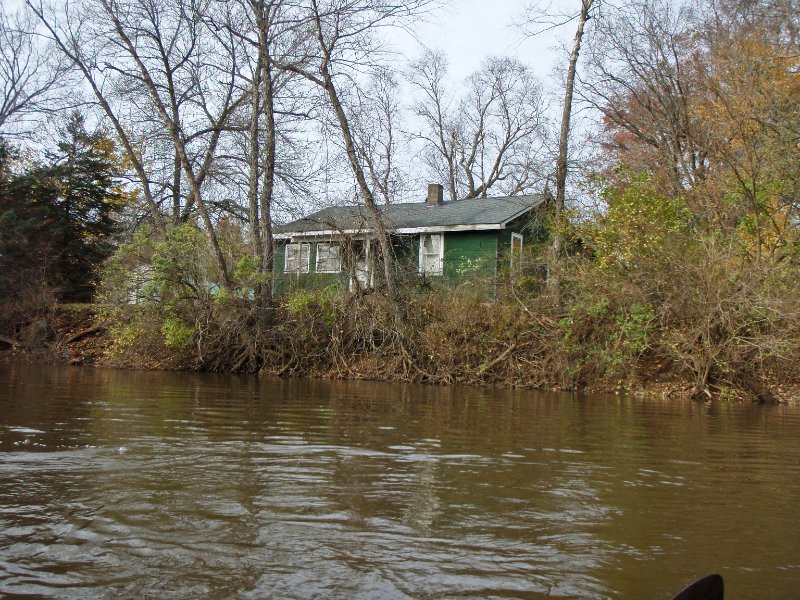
[410,50,548,201]
[212,0,320,307]
[461,57,548,199]
[552,0,593,262]
[28,0,167,233]
[580,0,706,196]
[350,68,406,205]
[706,0,800,48]
[407,49,458,200]
[277,0,437,296]
[516,0,595,293]
[31,0,251,289]
[208,0,282,306]
[0,5,71,135]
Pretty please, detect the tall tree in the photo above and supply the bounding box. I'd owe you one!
[581,0,706,196]
[410,50,548,201]
[31,0,249,289]
[0,5,70,135]
[0,114,128,304]
[694,27,800,259]
[278,0,437,296]
[45,113,128,301]
[0,138,58,341]
[552,0,594,265]
[217,0,316,307]
[350,68,406,205]
[585,0,800,258]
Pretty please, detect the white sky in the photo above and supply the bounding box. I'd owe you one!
[9,0,589,208]
[8,0,578,81]
[10,0,579,90]
[389,0,576,83]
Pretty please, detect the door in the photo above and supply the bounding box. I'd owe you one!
[350,240,372,291]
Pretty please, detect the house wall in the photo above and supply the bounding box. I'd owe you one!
[272,209,548,295]
[498,213,548,252]
[500,212,548,253]
[392,231,499,288]
[442,231,499,286]
[273,240,348,295]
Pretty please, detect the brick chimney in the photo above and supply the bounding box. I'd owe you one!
[426,183,444,205]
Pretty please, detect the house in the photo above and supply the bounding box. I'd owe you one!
[272,184,546,294]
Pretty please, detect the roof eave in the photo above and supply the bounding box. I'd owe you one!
[274,196,543,240]
[274,222,507,241]
[498,197,545,228]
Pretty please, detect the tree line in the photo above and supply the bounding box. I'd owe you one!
[1,0,799,400]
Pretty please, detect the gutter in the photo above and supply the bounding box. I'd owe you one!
[274,223,510,241]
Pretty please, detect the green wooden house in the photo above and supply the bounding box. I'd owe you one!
[273,185,546,295]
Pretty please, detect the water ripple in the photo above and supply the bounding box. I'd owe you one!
[2,364,800,598]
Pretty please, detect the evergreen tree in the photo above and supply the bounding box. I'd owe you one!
[0,139,58,290]
[45,112,127,301]
[0,113,127,306]
[0,139,58,336]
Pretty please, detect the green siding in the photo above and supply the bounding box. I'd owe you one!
[442,231,498,285]
[272,207,547,296]
[498,213,549,252]
[275,232,501,294]
[273,240,347,295]
[394,231,499,287]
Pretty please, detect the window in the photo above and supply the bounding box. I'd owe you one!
[511,233,523,272]
[284,243,310,273]
[419,233,443,275]
[315,243,341,273]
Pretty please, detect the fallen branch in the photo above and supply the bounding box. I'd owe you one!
[478,343,518,376]
[63,324,107,345]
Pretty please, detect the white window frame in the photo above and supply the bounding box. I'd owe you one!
[418,233,444,276]
[284,242,310,274]
[315,242,341,273]
[510,232,523,272]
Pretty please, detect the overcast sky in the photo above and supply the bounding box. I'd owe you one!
[390,0,577,83]
[8,0,578,86]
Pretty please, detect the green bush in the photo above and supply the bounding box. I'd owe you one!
[162,317,194,349]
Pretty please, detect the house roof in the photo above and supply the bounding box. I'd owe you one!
[274,194,544,239]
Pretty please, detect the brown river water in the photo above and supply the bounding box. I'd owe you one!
[1,363,799,599]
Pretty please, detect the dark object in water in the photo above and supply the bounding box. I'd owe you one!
[671,574,724,600]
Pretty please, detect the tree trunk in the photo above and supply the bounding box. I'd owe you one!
[172,151,182,224]
[247,55,264,274]
[323,71,396,296]
[310,2,396,297]
[257,8,276,309]
[102,0,234,290]
[550,0,593,290]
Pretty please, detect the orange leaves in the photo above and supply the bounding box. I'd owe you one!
[691,32,800,257]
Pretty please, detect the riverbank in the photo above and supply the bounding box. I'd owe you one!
[2,301,798,404]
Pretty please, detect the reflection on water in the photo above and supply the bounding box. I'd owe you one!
[1,364,799,598]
